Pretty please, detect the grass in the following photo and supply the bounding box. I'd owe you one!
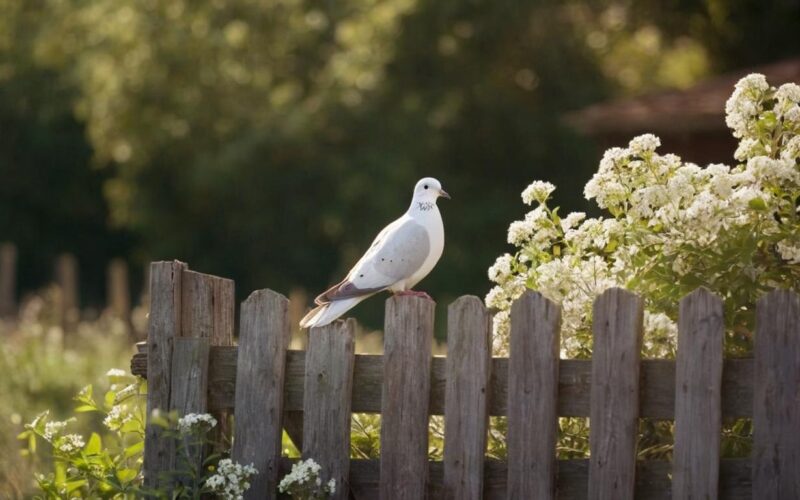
[0,291,137,498]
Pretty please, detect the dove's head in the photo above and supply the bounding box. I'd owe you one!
[412,177,450,202]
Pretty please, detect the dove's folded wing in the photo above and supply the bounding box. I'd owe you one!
[314,218,430,305]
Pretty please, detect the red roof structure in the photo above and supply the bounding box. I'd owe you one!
[565,58,800,164]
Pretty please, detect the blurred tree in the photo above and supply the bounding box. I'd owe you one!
[2,0,798,327]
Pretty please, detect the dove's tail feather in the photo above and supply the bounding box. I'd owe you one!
[299,295,372,329]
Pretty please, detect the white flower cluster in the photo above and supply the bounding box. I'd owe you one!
[106,368,127,378]
[278,458,336,498]
[103,404,133,431]
[44,420,68,441]
[177,413,217,434]
[56,434,85,454]
[204,458,257,500]
[488,73,800,358]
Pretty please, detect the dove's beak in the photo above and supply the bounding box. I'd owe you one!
[438,189,451,200]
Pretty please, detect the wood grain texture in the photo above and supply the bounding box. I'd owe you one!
[507,291,561,500]
[144,260,186,489]
[380,296,435,500]
[130,350,755,419]
[588,288,644,500]
[0,242,17,318]
[282,458,752,499]
[180,270,235,345]
[303,319,356,500]
[232,289,291,500]
[672,288,723,500]
[753,289,800,499]
[442,296,492,500]
[169,337,210,480]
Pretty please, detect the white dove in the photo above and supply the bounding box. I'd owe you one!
[300,177,449,328]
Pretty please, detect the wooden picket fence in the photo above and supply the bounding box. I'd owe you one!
[130,260,800,499]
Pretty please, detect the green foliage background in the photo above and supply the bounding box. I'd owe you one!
[1,0,799,326]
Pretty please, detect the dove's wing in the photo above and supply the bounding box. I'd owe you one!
[314,218,430,304]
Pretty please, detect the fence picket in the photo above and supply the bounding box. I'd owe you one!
[232,290,291,500]
[443,296,492,500]
[380,295,435,500]
[55,253,79,330]
[753,289,800,499]
[144,260,186,489]
[303,319,356,500]
[588,288,644,500]
[170,337,211,481]
[672,288,723,499]
[107,258,131,323]
[506,291,561,500]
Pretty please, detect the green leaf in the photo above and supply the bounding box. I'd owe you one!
[66,479,87,493]
[104,390,116,410]
[124,440,144,458]
[116,468,138,483]
[85,432,102,455]
[74,404,97,413]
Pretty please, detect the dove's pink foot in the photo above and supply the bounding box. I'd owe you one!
[395,290,432,300]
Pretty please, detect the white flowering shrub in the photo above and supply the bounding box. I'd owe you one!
[204,458,258,499]
[487,74,800,358]
[278,458,336,499]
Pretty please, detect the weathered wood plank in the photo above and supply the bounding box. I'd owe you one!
[232,289,291,500]
[588,288,644,500]
[144,260,186,489]
[443,296,492,500]
[169,337,210,480]
[672,288,723,500]
[753,289,800,499]
[303,319,356,500]
[380,296,435,500]
[507,291,561,499]
[131,350,755,418]
[180,270,235,345]
[283,458,752,499]
[0,242,17,318]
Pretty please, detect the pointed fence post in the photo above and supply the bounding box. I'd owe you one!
[380,295,435,500]
[672,288,723,499]
[588,288,643,500]
[303,319,356,500]
[507,291,561,500]
[753,289,800,499]
[232,290,291,500]
[442,296,492,500]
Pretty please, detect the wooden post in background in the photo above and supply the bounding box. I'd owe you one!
[55,253,79,331]
[0,243,16,318]
[106,258,131,323]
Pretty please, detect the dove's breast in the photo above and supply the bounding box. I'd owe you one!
[405,208,444,290]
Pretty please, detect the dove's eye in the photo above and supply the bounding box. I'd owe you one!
[424,184,429,189]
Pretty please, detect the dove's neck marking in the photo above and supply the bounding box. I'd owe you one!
[415,201,435,212]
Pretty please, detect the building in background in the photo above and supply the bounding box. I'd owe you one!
[565,58,800,165]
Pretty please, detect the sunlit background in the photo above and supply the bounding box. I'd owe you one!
[1,0,799,494]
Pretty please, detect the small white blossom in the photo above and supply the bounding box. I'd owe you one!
[628,133,661,155]
[106,368,127,378]
[56,434,85,454]
[777,240,800,264]
[177,413,217,434]
[103,404,133,431]
[204,459,258,500]
[44,420,68,441]
[521,180,555,205]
